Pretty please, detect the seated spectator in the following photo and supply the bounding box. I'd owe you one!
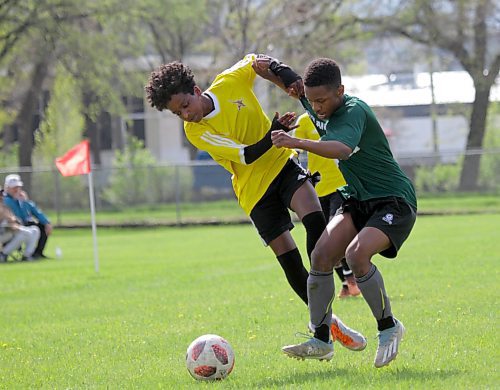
[0,189,40,262]
[3,174,53,258]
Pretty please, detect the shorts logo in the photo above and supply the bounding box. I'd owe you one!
[382,213,394,225]
[297,173,306,181]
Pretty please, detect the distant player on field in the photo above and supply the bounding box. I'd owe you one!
[145,53,366,352]
[268,57,417,368]
[294,113,361,299]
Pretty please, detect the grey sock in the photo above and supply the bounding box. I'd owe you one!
[356,264,392,320]
[308,269,334,331]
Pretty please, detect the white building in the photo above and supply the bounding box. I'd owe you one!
[344,71,500,163]
[136,70,499,165]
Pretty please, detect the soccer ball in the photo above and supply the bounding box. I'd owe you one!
[186,334,235,381]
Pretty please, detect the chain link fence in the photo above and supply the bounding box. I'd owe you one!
[1,148,498,226]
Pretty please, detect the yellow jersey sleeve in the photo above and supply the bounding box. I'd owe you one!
[218,54,257,86]
[294,113,346,197]
[184,54,294,214]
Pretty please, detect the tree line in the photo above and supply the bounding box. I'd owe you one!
[0,0,498,192]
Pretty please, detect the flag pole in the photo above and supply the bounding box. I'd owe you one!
[55,140,98,272]
[87,171,100,273]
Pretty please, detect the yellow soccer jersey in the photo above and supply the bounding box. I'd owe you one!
[184,54,294,214]
[294,113,346,197]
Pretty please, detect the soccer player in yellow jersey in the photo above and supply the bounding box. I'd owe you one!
[294,113,361,299]
[145,53,366,352]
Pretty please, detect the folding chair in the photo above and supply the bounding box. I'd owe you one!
[0,232,24,262]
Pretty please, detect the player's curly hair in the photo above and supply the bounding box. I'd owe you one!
[145,62,196,111]
[303,58,341,89]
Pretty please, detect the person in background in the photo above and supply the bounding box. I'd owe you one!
[294,113,361,299]
[0,188,40,262]
[3,174,53,258]
[145,53,367,354]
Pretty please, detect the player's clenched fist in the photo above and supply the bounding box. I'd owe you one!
[271,130,298,149]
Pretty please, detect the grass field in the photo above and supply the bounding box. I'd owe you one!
[0,213,498,388]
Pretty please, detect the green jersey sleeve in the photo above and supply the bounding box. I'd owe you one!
[321,104,366,151]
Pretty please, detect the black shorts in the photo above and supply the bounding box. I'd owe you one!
[337,196,417,258]
[319,191,343,220]
[250,159,310,245]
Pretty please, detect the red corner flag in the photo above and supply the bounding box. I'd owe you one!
[55,140,91,176]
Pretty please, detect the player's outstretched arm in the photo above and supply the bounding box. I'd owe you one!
[271,130,352,160]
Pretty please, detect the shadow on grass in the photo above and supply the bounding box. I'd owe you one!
[256,365,463,388]
[254,366,352,388]
[0,258,48,266]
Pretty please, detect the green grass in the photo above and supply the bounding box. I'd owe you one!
[0,214,499,388]
[52,199,247,226]
[51,193,500,226]
[418,193,500,214]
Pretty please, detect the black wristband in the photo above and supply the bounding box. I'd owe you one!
[244,130,272,164]
[243,116,293,164]
[269,59,301,88]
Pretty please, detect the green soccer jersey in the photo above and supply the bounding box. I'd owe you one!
[302,95,417,209]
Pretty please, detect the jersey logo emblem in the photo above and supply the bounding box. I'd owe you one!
[349,146,361,157]
[382,213,394,225]
[231,99,246,111]
[307,113,327,131]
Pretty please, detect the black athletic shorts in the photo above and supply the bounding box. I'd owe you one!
[319,191,343,220]
[250,158,310,245]
[336,196,417,258]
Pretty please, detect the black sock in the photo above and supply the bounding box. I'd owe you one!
[276,248,308,305]
[314,324,330,343]
[341,259,353,277]
[301,211,327,261]
[377,316,395,331]
[334,265,345,282]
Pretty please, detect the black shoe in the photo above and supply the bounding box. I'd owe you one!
[34,253,50,259]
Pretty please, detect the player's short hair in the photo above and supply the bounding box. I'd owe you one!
[303,58,341,89]
[145,62,196,111]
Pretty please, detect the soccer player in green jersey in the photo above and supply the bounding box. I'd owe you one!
[270,58,417,368]
[294,113,361,299]
[145,54,367,352]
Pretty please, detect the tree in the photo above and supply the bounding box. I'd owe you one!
[358,0,500,190]
[0,1,100,184]
[140,0,208,64]
[202,0,365,68]
[33,65,87,210]
[0,0,146,190]
[34,65,85,164]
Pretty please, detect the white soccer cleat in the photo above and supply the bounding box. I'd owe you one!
[282,336,334,361]
[374,318,405,368]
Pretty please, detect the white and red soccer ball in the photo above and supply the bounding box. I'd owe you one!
[186,334,235,381]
